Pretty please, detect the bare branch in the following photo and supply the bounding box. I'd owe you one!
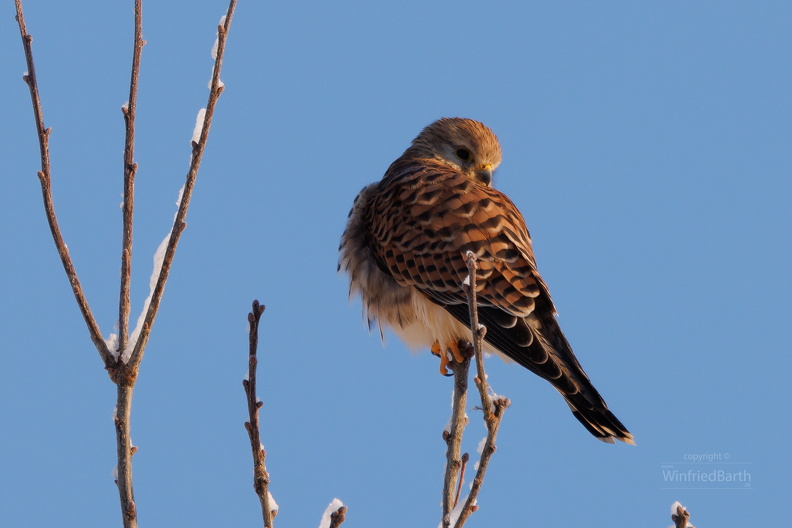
[442,347,470,527]
[14,0,114,369]
[244,300,276,527]
[453,252,510,528]
[455,399,508,527]
[126,0,237,371]
[118,0,145,355]
[114,385,138,528]
[454,453,469,508]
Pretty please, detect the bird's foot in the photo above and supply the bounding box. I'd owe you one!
[432,340,468,377]
[449,339,468,363]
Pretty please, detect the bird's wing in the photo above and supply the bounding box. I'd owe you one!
[367,158,552,318]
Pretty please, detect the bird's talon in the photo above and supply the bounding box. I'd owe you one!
[449,340,467,363]
[434,340,470,375]
[433,341,451,375]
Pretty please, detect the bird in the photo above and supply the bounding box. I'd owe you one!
[338,117,634,445]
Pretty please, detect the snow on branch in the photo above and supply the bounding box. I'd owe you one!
[671,501,695,528]
[318,499,347,528]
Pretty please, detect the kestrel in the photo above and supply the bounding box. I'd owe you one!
[339,117,633,444]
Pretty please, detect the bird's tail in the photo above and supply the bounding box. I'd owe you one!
[480,307,634,444]
[562,392,634,445]
[531,316,635,445]
[442,301,634,444]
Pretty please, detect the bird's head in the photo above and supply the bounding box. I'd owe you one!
[406,117,503,186]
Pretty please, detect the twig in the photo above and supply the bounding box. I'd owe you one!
[454,252,510,528]
[671,502,695,528]
[454,453,469,507]
[117,0,144,356]
[328,506,348,528]
[14,0,114,370]
[244,300,276,527]
[442,348,470,527]
[126,0,237,372]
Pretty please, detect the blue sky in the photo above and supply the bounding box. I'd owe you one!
[2,1,790,526]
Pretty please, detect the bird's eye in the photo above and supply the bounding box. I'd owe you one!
[456,148,472,161]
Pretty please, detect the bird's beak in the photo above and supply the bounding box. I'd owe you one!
[475,164,493,185]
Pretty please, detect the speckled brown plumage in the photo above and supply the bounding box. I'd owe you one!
[339,117,633,444]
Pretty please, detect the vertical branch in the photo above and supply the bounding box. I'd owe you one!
[111,4,146,525]
[454,252,510,528]
[244,300,276,527]
[118,0,145,355]
[463,253,493,423]
[441,350,470,527]
[114,385,138,528]
[126,0,237,372]
[14,0,114,369]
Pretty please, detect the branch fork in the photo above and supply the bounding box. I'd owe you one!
[441,252,510,527]
[15,1,237,526]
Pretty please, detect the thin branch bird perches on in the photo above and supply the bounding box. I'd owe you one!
[442,252,511,527]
